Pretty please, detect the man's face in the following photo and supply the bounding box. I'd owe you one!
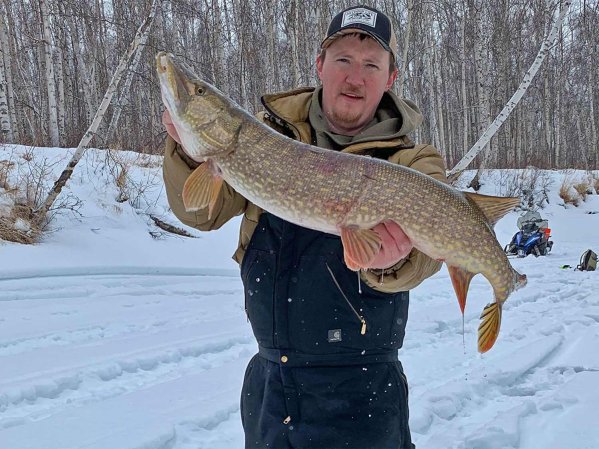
[316,34,397,136]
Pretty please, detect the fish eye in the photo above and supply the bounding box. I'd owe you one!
[196,86,205,96]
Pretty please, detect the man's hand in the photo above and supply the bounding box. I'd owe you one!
[162,109,181,144]
[162,109,205,164]
[366,220,413,269]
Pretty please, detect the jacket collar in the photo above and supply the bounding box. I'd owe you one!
[260,87,422,153]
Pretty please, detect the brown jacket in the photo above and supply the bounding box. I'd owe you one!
[162,87,448,293]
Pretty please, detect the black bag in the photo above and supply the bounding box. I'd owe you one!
[576,249,597,271]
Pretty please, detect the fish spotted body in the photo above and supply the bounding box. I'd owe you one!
[156,52,527,353]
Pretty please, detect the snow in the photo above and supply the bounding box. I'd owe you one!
[1,144,598,449]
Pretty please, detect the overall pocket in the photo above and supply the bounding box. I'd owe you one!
[241,248,276,347]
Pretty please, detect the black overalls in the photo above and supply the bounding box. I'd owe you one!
[240,212,415,449]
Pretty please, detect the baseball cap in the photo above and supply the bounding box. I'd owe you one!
[321,5,398,63]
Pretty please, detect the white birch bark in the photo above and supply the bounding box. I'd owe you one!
[55,45,66,142]
[543,74,553,157]
[68,18,95,127]
[397,0,412,95]
[266,2,278,92]
[105,0,159,144]
[34,0,159,226]
[460,4,468,157]
[0,4,15,142]
[0,11,11,141]
[1,11,18,142]
[589,69,597,163]
[213,0,226,88]
[40,0,60,146]
[448,0,572,177]
[289,0,301,87]
[468,1,492,187]
[433,35,446,161]
[0,59,10,141]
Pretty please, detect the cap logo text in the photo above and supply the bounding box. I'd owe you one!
[342,8,377,28]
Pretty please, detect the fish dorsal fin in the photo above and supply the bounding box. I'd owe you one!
[447,265,476,315]
[340,227,381,271]
[478,302,502,353]
[464,193,520,227]
[182,161,223,219]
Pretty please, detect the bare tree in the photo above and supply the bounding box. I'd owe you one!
[0,0,595,171]
[448,0,573,179]
[34,0,160,228]
[39,0,60,147]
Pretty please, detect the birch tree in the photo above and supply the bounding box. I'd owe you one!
[448,0,573,179]
[34,0,160,228]
[0,0,595,170]
[0,10,11,141]
[39,0,60,147]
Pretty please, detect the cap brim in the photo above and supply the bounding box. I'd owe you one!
[321,28,395,58]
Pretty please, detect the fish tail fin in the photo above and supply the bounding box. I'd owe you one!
[478,302,502,353]
[514,270,528,291]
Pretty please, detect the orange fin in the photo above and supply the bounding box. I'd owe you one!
[340,227,381,271]
[464,193,520,227]
[478,302,502,353]
[447,265,475,314]
[182,161,223,219]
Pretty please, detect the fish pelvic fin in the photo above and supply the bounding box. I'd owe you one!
[464,193,520,228]
[478,302,502,353]
[340,227,381,271]
[447,265,475,314]
[182,161,223,219]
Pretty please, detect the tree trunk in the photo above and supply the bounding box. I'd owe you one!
[589,68,597,166]
[105,7,155,145]
[460,3,469,165]
[0,7,12,141]
[289,0,301,87]
[34,0,160,229]
[40,0,60,147]
[397,0,413,96]
[55,45,66,143]
[448,0,572,178]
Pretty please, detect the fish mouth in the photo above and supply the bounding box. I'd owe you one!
[156,52,195,115]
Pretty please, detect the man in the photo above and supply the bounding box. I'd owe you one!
[162,5,447,448]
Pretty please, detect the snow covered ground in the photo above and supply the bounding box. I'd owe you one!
[1,144,598,449]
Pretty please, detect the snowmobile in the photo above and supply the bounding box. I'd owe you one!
[504,211,553,258]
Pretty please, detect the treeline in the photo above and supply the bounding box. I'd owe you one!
[0,0,597,169]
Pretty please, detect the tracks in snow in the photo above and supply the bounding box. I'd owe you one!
[0,271,253,448]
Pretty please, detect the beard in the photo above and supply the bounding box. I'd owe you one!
[326,100,366,132]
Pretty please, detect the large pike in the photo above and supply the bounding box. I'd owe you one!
[156,52,527,353]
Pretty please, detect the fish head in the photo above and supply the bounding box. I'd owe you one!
[156,52,243,158]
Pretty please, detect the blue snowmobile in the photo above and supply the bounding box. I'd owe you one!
[504,211,553,258]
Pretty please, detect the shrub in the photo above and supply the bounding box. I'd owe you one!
[559,178,580,207]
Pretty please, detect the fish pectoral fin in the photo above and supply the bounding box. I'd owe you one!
[182,162,223,218]
[478,302,502,353]
[464,192,521,228]
[340,227,381,272]
[447,265,475,314]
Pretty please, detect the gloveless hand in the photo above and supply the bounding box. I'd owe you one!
[366,220,413,269]
[162,109,181,144]
[162,110,205,163]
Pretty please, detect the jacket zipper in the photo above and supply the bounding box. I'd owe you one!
[325,263,367,335]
